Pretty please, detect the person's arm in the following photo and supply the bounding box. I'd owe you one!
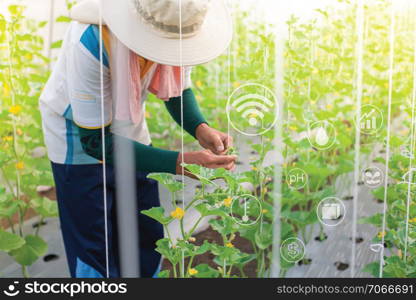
[78,125,179,174]
[164,88,207,138]
[78,125,237,174]
[165,88,233,155]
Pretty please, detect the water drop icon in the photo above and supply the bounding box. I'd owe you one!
[315,126,329,146]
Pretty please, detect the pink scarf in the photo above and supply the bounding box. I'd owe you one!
[105,27,184,124]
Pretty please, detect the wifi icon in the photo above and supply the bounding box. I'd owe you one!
[232,93,274,126]
[227,83,277,136]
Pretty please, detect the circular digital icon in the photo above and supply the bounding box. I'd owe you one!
[286,168,308,190]
[316,197,346,227]
[362,166,384,188]
[280,237,306,263]
[230,194,262,226]
[307,120,337,150]
[226,83,278,136]
[355,104,383,135]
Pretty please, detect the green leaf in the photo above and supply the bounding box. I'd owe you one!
[0,230,25,252]
[195,202,227,218]
[147,173,183,193]
[50,40,63,49]
[0,201,19,218]
[193,264,220,278]
[141,207,172,225]
[9,235,47,266]
[30,197,58,218]
[8,5,24,16]
[56,15,71,23]
[254,224,273,250]
[157,270,170,278]
[155,238,181,264]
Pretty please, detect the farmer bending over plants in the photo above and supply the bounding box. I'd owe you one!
[39,0,234,278]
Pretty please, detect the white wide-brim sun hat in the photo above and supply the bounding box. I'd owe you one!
[70,0,232,66]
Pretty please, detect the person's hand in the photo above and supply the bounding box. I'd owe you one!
[195,123,233,155]
[176,149,237,176]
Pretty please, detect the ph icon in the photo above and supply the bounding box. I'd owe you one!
[286,168,308,190]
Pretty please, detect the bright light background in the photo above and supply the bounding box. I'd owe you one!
[1,0,415,57]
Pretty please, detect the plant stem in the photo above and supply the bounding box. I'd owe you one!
[22,265,29,278]
[187,217,203,238]
[179,219,186,240]
[34,217,44,236]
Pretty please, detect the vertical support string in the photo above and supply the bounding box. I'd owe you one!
[270,0,287,278]
[179,0,185,277]
[98,2,110,278]
[47,0,55,70]
[379,0,396,278]
[403,10,416,262]
[350,0,364,278]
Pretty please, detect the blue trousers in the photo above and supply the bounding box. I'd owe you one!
[51,162,163,278]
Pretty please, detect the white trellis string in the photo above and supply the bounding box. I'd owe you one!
[227,0,232,141]
[350,0,364,278]
[98,2,110,278]
[403,13,416,261]
[5,19,21,233]
[379,0,396,278]
[179,0,185,277]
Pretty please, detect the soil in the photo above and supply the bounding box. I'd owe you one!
[161,225,259,277]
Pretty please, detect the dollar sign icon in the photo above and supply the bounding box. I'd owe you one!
[287,242,299,259]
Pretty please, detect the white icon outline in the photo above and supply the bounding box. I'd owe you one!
[307,120,337,150]
[355,104,383,135]
[226,83,278,136]
[361,166,384,188]
[230,194,262,226]
[316,197,346,227]
[280,237,306,263]
[286,168,308,190]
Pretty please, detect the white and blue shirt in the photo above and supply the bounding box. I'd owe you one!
[40,22,191,164]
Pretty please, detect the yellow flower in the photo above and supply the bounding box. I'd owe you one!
[170,207,185,220]
[188,268,198,276]
[15,161,24,170]
[223,196,233,207]
[3,136,13,142]
[225,242,234,248]
[25,53,33,60]
[262,209,268,214]
[251,166,258,171]
[233,81,241,88]
[196,80,203,88]
[377,231,386,239]
[3,83,10,97]
[9,105,22,115]
[326,104,333,110]
[409,217,416,223]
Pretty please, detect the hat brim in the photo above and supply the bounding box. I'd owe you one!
[101,0,232,66]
